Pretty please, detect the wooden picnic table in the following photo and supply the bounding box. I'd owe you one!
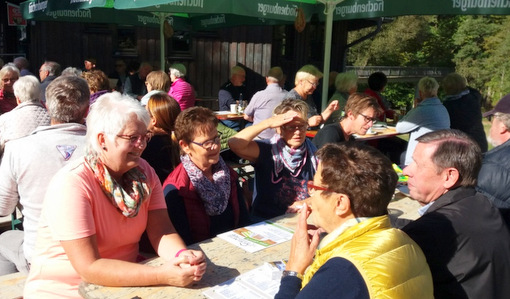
[214,111,246,121]
[306,126,402,141]
[79,214,297,299]
[78,189,420,299]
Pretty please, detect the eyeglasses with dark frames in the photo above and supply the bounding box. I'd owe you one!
[191,135,221,150]
[116,132,152,146]
[358,113,377,124]
[306,79,318,88]
[487,113,502,122]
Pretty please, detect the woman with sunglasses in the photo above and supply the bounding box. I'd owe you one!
[163,107,250,245]
[0,65,20,114]
[312,93,382,149]
[24,93,206,298]
[229,99,318,220]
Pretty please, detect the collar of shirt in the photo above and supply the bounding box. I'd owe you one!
[418,201,435,216]
[318,217,372,250]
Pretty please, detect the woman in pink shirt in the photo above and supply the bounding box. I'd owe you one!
[24,93,206,298]
[168,63,196,111]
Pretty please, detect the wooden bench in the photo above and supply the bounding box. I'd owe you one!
[0,271,26,299]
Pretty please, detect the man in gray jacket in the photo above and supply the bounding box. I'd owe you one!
[0,76,90,275]
[0,75,50,156]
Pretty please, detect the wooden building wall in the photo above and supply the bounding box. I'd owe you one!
[26,21,349,101]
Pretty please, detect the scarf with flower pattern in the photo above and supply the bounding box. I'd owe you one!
[85,153,151,218]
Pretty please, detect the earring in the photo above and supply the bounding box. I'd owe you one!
[102,146,107,150]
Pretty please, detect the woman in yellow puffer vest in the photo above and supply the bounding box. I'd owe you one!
[275,143,433,299]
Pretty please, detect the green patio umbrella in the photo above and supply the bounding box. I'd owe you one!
[21,0,187,69]
[20,2,180,28]
[26,0,510,108]
[114,0,340,109]
[24,0,314,73]
[329,0,510,21]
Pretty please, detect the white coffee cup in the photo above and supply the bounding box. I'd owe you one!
[230,104,238,114]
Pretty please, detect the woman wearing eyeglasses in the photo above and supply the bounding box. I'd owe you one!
[312,93,382,150]
[163,107,251,245]
[24,93,206,298]
[228,99,318,220]
[0,65,20,114]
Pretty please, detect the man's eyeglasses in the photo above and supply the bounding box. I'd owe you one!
[116,132,152,146]
[306,79,318,88]
[307,181,336,194]
[191,135,221,150]
[487,113,501,122]
[282,124,308,132]
[358,113,377,124]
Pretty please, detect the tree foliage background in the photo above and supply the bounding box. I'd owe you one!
[347,15,510,108]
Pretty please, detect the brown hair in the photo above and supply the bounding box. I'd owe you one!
[317,142,397,217]
[81,70,109,93]
[344,92,383,117]
[146,70,171,92]
[146,93,181,134]
[174,106,218,143]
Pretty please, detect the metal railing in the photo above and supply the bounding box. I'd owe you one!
[345,66,454,82]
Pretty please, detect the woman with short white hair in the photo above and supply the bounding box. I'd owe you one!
[24,92,206,298]
[284,64,338,128]
[168,63,196,111]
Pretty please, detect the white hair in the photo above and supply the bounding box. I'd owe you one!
[13,75,41,103]
[85,92,150,156]
[169,63,186,78]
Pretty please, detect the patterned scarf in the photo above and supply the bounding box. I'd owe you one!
[85,153,151,218]
[270,134,318,183]
[181,154,231,216]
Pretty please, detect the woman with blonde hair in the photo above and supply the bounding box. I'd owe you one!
[140,70,171,105]
[0,65,20,114]
[142,92,181,183]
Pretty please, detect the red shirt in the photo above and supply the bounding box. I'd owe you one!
[0,89,17,114]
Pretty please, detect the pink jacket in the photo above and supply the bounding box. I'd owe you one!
[168,78,196,111]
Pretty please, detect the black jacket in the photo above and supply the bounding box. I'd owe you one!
[403,187,510,299]
[443,88,488,152]
[477,139,510,209]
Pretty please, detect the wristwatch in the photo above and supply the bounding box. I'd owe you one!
[282,270,303,280]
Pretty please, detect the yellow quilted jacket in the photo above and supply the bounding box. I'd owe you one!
[302,215,433,299]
